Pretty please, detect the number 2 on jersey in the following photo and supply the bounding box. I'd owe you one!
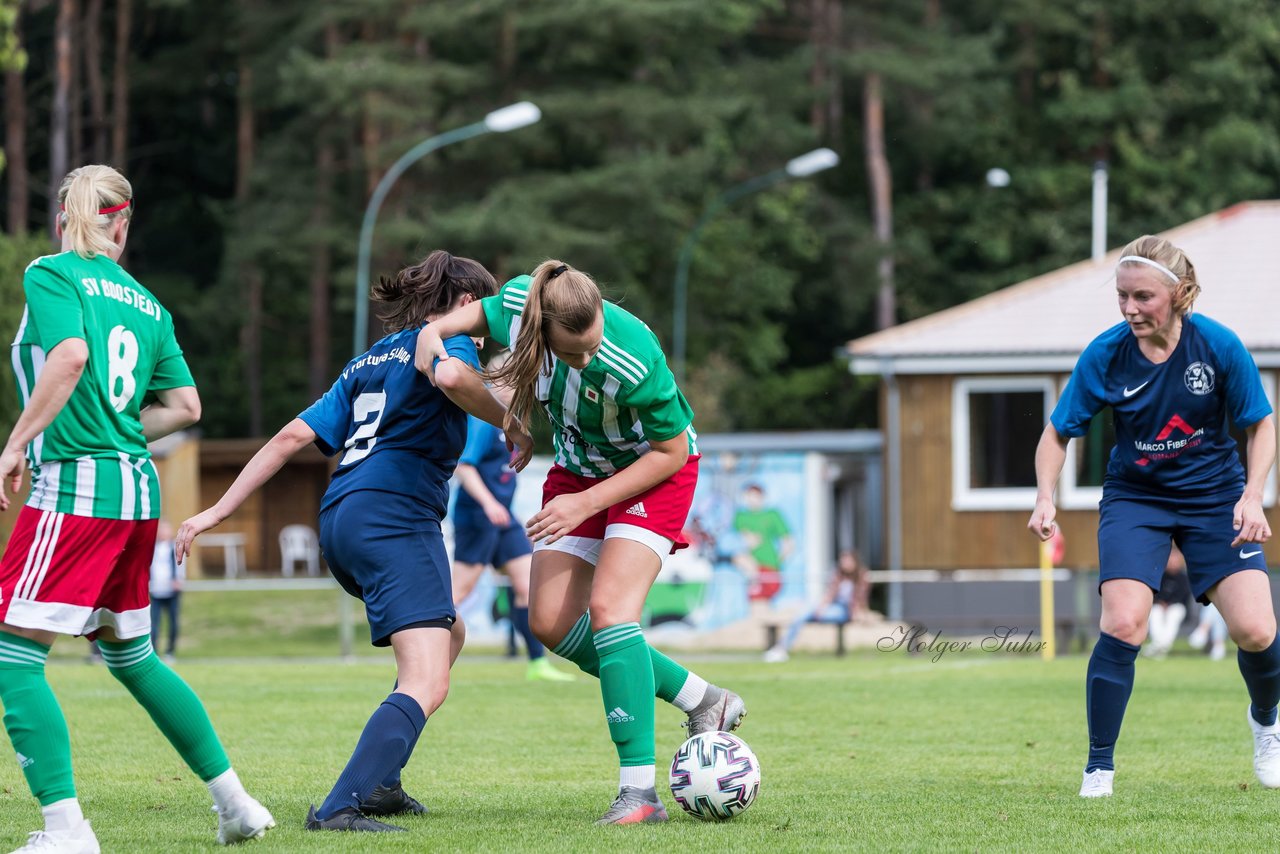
[341,391,387,465]
[107,324,139,412]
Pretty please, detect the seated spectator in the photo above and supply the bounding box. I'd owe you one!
[764,550,868,663]
[1189,602,1230,661]
[1144,546,1191,659]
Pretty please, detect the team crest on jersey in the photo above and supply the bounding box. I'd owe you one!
[1184,361,1215,395]
[584,387,600,403]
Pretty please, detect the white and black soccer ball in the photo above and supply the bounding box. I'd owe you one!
[669,730,761,821]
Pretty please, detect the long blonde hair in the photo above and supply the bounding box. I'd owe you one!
[486,259,602,435]
[57,165,133,259]
[1117,235,1200,316]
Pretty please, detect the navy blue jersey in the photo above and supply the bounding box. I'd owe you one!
[1051,314,1271,496]
[299,327,481,517]
[453,415,518,527]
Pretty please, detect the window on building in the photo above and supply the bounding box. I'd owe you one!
[952,377,1055,510]
[1073,408,1116,489]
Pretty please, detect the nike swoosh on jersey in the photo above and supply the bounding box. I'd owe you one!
[1239,549,1263,559]
[1122,381,1151,398]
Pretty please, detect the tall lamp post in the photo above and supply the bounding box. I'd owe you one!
[352,101,542,357]
[671,147,840,383]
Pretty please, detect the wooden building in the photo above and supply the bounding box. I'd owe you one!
[847,202,1280,580]
[195,439,332,576]
[0,433,331,578]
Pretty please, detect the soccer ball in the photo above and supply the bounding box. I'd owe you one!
[669,730,761,821]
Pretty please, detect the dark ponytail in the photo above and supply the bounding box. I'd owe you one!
[372,250,497,332]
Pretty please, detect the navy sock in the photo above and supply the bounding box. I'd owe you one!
[1239,634,1280,727]
[1085,632,1140,772]
[318,692,425,819]
[377,681,420,788]
[377,725,422,789]
[512,606,545,660]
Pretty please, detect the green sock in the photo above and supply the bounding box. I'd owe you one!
[593,623,655,767]
[0,634,76,805]
[98,636,230,781]
[552,612,691,703]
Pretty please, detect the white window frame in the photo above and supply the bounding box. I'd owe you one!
[1060,370,1278,509]
[952,376,1055,511]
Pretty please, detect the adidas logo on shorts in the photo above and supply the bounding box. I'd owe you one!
[606,707,635,723]
[625,501,648,518]
[15,752,32,769]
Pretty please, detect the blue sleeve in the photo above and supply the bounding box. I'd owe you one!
[1202,318,1272,428]
[298,371,356,457]
[436,333,481,371]
[1050,335,1113,438]
[459,415,495,466]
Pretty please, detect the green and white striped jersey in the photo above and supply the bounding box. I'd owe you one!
[10,252,194,520]
[482,276,696,477]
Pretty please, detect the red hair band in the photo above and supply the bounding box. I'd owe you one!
[58,199,133,215]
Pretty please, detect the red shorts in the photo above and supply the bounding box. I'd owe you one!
[539,455,699,556]
[0,506,156,639]
[748,567,782,601]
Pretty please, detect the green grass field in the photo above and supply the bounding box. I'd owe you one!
[6,604,1280,851]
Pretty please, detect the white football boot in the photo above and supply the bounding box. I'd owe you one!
[1248,707,1280,788]
[214,794,276,845]
[1079,769,1114,798]
[9,821,99,854]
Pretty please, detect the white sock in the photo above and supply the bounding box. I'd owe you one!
[42,798,84,832]
[672,673,710,712]
[207,767,247,811]
[619,765,656,791]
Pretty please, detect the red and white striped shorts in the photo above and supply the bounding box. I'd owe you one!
[0,505,156,639]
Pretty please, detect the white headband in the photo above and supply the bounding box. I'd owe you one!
[1117,255,1179,283]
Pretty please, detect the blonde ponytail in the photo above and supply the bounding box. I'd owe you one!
[58,165,133,259]
[487,260,602,436]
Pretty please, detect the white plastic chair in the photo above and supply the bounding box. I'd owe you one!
[279,524,320,577]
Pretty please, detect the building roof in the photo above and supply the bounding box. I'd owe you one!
[846,201,1280,374]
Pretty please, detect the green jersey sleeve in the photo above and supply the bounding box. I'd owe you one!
[148,317,196,390]
[621,359,693,442]
[23,260,86,350]
[480,275,533,349]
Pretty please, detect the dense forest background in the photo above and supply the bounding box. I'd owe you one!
[1,0,1279,438]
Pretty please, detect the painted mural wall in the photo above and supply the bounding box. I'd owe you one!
[448,451,825,640]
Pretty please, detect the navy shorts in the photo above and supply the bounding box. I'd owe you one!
[319,494,455,647]
[1098,490,1268,604]
[453,520,532,568]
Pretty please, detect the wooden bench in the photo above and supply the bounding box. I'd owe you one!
[763,619,850,656]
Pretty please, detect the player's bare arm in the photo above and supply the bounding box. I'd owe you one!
[1232,416,1276,547]
[526,430,689,545]
[1028,422,1068,541]
[0,338,88,509]
[414,300,491,382]
[455,463,511,527]
[436,360,533,471]
[174,418,316,564]
[140,385,201,442]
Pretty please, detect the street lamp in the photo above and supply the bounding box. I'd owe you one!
[352,101,542,357]
[671,147,840,383]
[985,167,1011,188]
[984,162,1109,262]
